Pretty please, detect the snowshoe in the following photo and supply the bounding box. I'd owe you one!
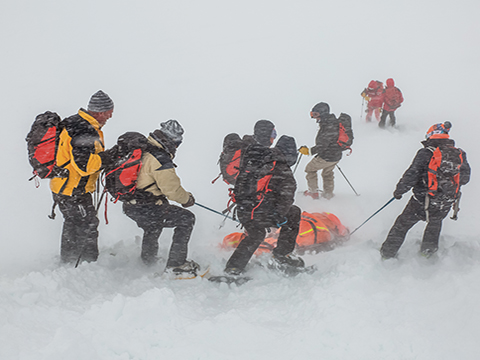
[161,260,210,280]
[208,274,252,286]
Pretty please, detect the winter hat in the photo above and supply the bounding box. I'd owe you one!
[87,90,114,113]
[159,119,184,144]
[386,78,395,87]
[311,102,330,116]
[253,120,275,147]
[425,121,452,140]
[368,80,377,89]
[275,135,298,167]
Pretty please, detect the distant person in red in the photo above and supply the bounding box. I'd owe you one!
[379,78,404,128]
[361,80,384,122]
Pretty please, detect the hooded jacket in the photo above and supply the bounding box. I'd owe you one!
[383,79,404,112]
[361,81,384,108]
[135,131,190,205]
[310,113,343,162]
[394,138,470,203]
[50,109,104,196]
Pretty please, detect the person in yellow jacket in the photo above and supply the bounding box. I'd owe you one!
[51,90,115,263]
[122,120,199,275]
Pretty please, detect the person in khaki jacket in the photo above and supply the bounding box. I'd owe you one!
[122,120,199,275]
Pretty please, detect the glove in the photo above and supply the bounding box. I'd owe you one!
[365,96,371,101]
[298,146,310,156]
[393,191,403,200]
[182,193,195,208]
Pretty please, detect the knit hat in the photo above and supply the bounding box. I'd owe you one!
[160,119,184,144]
[87,90,114,113]
[253,119,275,147]
[425,121,452,140]
[311,102,330,116]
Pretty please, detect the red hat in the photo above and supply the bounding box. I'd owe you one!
[425,121,452,139]
[368,80,377,89]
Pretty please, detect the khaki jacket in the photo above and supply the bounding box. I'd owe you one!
[136,136,190,205]
[50,109,104,196]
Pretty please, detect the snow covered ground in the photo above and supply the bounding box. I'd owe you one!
[1,1,480,359]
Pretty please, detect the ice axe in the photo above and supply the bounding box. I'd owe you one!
[450,191,462,220]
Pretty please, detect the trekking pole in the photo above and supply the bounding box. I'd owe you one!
[336,165,360,196]
[360,98,365,120]
[293,153,303,174]
[350,197,395,235]
[195,202,240,223]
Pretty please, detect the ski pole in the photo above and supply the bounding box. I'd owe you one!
[350,197,395,235]
[336,165,360,196]
[293,153,303,174]
[195,202,240,223]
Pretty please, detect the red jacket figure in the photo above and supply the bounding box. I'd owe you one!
[379,78,404,128]
[361,80,384,122]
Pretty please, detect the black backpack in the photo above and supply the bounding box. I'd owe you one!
[215,133,244,185]
[337,113,353,151]
[26,111,68,181]
[233,143,277,208]
[427,145,464,204]
[104,132,149,203]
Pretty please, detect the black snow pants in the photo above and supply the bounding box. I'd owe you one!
[225,205,301,272]
[380,196,452,258]
[379,110,396,128]
[53,192,99,263]
[123,202,195,266]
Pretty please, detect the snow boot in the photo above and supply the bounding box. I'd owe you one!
[321,192,335,200]
[165,260,200,276]
[304,190,319,200]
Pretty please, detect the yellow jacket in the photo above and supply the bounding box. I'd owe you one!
[50,109,104,196]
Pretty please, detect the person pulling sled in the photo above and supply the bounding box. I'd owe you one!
[223,120,305,276]
[380,121,470,259]
[117,120,199,276]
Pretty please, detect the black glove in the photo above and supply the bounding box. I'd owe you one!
[99,145,119,169]
[393,190,403,200]
[182,193,195,208]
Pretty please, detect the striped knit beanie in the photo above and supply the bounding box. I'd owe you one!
[160,120,184,144]
[87,90,114,113]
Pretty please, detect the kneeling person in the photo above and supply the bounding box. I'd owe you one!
[123,120,198,275]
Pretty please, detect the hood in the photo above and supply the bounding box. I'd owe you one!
[386,78,395,87]
[253,120,275,147]
[275,135,298,167]
[149,129,178,157]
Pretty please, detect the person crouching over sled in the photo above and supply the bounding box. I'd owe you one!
[123,120,198,275]
[224,120,305,276]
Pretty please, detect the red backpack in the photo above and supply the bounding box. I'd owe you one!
[26,111,68,182]
[427,145,464,203]
[337,113,354,154]
[104,132,148,203]
[214,133,244,185]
